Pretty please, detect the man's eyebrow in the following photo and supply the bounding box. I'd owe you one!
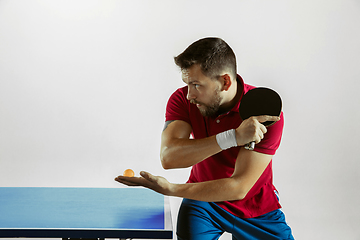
[182,79,199,84]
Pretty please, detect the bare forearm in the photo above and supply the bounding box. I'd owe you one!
[163,149,271,202]
[169,177,246,202]
[160,135,222,169]
[116,148,272,204]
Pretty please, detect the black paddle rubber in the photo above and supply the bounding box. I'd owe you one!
[239,87,282,150]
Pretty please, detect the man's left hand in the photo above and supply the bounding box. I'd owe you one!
[114,171,174,196]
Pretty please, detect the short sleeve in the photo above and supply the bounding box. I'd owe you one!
[165,87,191,125]
[253,112,284,155]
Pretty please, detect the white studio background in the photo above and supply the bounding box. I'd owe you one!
[0,1,359,239]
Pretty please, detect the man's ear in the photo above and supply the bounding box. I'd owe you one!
[220,74,232,91]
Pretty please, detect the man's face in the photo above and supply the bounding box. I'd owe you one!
[182,64,223,117]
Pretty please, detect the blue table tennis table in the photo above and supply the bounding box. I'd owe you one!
[0,187,173,239]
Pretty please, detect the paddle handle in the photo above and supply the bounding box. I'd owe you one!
[244,141,255,151]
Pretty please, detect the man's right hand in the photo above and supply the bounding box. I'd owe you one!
[235,115,280,147]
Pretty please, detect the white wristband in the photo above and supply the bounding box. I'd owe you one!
[216,129,237,150]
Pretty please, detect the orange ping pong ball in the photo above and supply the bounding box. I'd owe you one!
[123,169,135,177]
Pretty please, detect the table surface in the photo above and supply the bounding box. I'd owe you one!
[0,187,173,239]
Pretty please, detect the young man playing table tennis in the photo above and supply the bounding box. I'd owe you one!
[115,37,294,240]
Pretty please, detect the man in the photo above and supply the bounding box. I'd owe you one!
[115,37,294,239]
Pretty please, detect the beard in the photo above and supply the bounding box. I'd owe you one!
[190,89,222,117]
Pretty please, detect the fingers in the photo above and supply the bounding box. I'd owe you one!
[140,171,157,184]
[114,176,143,186]
[249,115,279,140]
[140,171,151,179]
[254,115,280,124]
[114,171,157,188]
[251,116,275,143]
[256,125,265,143]
[236,115,279,146]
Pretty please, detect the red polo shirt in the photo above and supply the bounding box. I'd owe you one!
[165,75,283,218]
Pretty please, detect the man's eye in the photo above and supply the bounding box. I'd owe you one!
[194,84,200,88]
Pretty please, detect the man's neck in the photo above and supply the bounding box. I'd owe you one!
[217,80,243,116]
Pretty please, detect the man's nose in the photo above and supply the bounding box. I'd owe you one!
[186,87,196,101]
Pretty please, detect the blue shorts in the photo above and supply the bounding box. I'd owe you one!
[177,198,294,240]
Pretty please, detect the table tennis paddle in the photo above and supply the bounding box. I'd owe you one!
[239,87,282,150]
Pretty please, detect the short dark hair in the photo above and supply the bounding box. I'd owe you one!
[174,37,237,80]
